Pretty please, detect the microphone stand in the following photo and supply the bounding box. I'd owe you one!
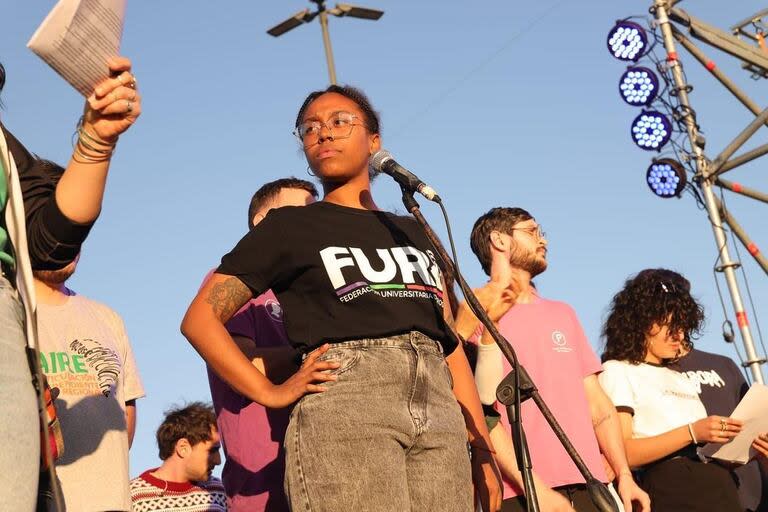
[399,186,618,512]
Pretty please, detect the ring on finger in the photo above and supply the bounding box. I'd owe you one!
[126,99,133,113]
[128,76,137,89]
[117,73,127,86]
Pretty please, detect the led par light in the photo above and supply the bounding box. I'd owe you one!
[607,21,648,61]
[631,111,672,150]
[646,159,687,197]
[619,66,659,106]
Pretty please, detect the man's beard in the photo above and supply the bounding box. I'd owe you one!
[509,246,547,277]
[33,262,76,284]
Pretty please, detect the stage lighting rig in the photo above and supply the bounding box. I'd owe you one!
[606,1,768,384]
[607,21,648,61]
[619,67,659,106]
[646,159,687,197]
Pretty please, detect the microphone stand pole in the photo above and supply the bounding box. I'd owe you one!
[399,186,618,512]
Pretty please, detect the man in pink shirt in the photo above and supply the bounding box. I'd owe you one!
[204,178,317,511]
[455,207,649,512]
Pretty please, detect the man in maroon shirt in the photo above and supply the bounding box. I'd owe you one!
[204,178,316,511]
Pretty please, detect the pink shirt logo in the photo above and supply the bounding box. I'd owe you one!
[265,299,283,322]
[551,330,572,353]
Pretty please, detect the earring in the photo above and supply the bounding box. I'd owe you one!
[306,166,316,177]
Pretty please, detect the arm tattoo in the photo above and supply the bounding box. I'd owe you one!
[205,276,252,322]
[593,411,612,429]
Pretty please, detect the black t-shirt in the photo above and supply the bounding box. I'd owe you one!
[217,201,454,354]
[677,349,765,511]
[1,122,93,269]
[677,349,749,416]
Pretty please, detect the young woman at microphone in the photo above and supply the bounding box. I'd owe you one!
[182,85,501,512]
[598,269,743,512]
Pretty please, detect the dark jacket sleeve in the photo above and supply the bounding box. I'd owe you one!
[1,123,94,269]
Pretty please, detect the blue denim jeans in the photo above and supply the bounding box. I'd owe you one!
[0,276,39,511]
[284,331,473,511]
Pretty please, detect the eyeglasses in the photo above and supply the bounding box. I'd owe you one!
[510,225,546,240]
[293,111,362,146]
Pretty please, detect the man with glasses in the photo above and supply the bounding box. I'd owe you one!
[454,207,649,512]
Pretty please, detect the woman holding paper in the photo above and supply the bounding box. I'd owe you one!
[0,57,141,511]
[598,268,742,512]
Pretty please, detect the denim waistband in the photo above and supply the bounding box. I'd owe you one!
[303,331,444,360]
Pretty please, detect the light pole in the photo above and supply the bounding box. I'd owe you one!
[267,1,384,85]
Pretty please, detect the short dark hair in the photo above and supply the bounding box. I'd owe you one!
[247,177,318,229]
[601,268,704,365]
[295,84,380,135]
[470,207,534,276]
[156,402,217,460]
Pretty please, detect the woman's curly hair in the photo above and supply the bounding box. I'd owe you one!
[601,268,705,365]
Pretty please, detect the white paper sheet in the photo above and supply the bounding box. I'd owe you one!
[700,383,768,464]
[27,0,126,96]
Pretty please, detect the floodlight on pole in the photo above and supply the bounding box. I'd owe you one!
[266,1,384,85]
[630,110,672,150]
[619,67,659,106]
[646,159,687,197]
[607,20,649,61]
[266,9,314,37]
[332,3,384,20]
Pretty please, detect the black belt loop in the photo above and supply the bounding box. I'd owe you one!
[0,260,17,286]
[26,346,42,396]
[553,484,586,506]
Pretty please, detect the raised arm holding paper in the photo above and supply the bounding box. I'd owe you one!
[0,1,140,510]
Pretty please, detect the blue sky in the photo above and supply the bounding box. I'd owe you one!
[3,0,767,478]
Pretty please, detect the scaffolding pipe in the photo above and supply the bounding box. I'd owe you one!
[655,0,765,383]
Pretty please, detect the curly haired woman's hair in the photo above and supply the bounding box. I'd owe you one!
[601,268,705,365]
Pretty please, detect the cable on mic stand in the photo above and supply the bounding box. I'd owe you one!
[399,185,618,512]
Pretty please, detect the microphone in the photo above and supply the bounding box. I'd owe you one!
[369,150,441,202]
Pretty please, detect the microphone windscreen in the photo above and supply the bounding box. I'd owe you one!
[368,149,393,174]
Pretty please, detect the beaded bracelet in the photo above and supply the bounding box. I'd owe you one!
[469,442,497,455]
[79,125,116,149]
[72,120,117,163]
[687,423,698,444]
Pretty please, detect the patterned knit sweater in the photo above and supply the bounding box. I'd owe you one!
[130,469,227,511]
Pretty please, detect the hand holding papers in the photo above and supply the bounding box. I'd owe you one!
[27,0,126,97]
[700,384,768,464]
[27,0,140,145]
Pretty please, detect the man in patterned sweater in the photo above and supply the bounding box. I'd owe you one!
[131,402,227,511]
